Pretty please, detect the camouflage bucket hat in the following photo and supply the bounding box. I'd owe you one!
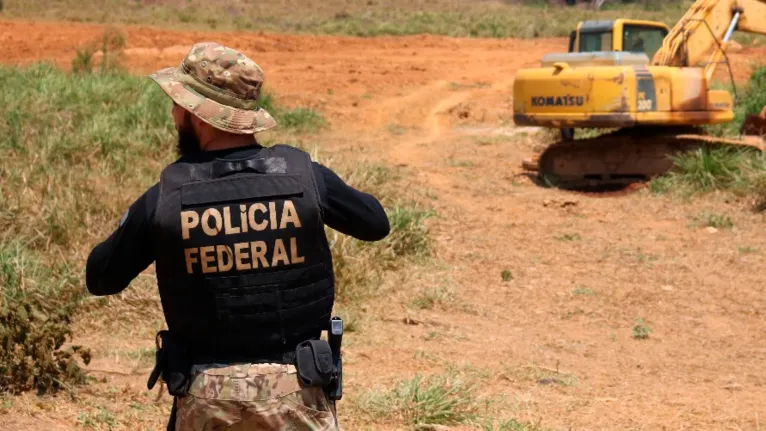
[149,42,277,134]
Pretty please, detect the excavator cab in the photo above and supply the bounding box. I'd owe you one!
[568,19,670,59]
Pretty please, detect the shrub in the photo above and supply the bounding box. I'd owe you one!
[0,242,91,394]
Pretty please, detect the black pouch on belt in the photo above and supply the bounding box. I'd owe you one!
[294,339,334,388]
[147,330,191,397]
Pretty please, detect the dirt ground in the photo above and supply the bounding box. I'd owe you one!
[2,18,766,431]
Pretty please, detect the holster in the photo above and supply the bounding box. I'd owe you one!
[147,330,192,397]
[294,317,344,402]
[294,339,335,388]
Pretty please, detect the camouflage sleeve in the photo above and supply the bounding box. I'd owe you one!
[85,184,159,296]
[312,162,390,242]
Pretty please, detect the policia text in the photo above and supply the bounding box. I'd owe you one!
[180,200,305,274]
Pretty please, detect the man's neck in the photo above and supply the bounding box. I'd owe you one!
[202,134,258,152]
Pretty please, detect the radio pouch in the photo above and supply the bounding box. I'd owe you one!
[147,330,191,397]
[294,339,334,388]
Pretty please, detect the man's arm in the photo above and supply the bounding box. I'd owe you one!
[85,184,159,296]
[312,163,390,241]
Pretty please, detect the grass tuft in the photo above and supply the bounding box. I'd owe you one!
[501,269,513,282]
[554,232,582,241]
[258,92,328,133]
[0,241,91,394]
[278,107,327,132]
[380,205,435,262]
[698,212,735,229]
[669,147,753,191]
[650,147,766,208]
[572,286,596,296]
[410,285,455,310]
[632,318,652,340]
[329,199,435,312]
[362,372,479,426]
[653,66,766,208]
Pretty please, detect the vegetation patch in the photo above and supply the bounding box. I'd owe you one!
[360,372,479,427]
[571,286,597,296]
[410,285,455,310]
[0,241,91,394]
[707,66,766,139]
[696,212,735,229]
[653,66,766,210]
[650,147,766,207]
[501,269,514,282]
[554,232,582,241]
[358,369,553,430]
[257,93,328,133]
[632,318,652,340]
[479,418,549,431]
[8,0,761,43]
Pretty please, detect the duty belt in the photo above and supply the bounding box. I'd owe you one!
[190,349,297,366]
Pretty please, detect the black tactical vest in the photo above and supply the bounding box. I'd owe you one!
[153,144,335,363]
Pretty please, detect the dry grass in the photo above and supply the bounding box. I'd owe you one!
[355,368,551,430]
[5,0,754,41]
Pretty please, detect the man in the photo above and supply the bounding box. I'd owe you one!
[85,42,390,430]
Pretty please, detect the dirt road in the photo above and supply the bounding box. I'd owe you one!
[1,18,766,431]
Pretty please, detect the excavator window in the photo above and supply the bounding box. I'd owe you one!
[579,31,613,52]
[623,24,668,59]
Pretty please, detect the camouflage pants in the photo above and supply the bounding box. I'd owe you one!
[174,363,339,431]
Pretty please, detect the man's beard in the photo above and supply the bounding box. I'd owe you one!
[176,113,203,157]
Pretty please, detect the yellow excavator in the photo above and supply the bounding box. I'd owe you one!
[514,0,766,189]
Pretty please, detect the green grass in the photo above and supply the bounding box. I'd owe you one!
[572,286,597,296]
[358,368,548,429]
[361,372,479,426]
[277,107,327,132]
[480,418,549,431]
[258,92,328,133]
[632,318,652,340]
[649,147,766,207]
[739,246,759,254]
[651,67,766,208]
[379,205,435,262]
[0,62,174,393]
[7,0,756,42]
[501,269,514,282]
[707,66,766,138]
[697,212,735,229]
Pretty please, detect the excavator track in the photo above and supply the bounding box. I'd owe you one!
[523,127,765,190]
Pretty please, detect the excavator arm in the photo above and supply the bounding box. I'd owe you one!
[651,0,766,82]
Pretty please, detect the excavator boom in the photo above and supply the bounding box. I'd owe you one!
[652,0,766,82]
